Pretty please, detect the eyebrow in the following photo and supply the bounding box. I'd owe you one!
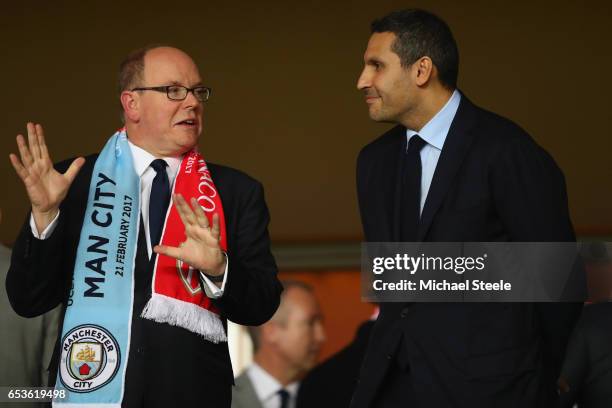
[366,57,384,65]
[167,80,204,87]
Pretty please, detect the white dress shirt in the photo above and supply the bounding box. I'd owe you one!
[406,89,461,214]
[246,363,299,408]
[29,140,227,297]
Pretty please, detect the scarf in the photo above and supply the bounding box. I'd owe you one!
[54,129,227,407]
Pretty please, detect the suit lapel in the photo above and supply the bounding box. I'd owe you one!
[418,96,479,240]
[381,128,406,241]
[235,373,264,408]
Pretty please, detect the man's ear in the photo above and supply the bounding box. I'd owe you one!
[120,91,140,122]
[414,56,434,86]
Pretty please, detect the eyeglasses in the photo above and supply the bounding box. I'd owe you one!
[131,85,212,102]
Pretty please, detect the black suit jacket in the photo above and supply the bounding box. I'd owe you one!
[560,302,612,408]
[6,154,282,408]
[352,94,583,408]
[297,320,375,408]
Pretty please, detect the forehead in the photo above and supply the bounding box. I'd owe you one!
[364,32,399,61]
[285,288,320,319]
[143,48,202,86]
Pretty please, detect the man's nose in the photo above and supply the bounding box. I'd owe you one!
[357,68,370,90]
[182,90,201,109]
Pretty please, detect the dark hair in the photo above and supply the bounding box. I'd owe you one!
[117,44,170,122]
[118,44,172,92]
[371,9,459,89]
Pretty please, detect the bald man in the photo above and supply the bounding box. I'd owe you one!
[7,46,282,408]
[233,281,325,408]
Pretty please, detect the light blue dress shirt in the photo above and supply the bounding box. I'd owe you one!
[406,89,461,214]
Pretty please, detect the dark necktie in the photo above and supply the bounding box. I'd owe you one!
[149,159,170,248]
[401,135,427,242]
[277,389,290,408]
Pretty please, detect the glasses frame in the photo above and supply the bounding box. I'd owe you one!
[131,85,212,102]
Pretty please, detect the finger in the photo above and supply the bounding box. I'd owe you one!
[191,197,210,230]
[210,213,220,240]
[9,153,30,182]
[63,157,85,184]
[28,122,42,161]
[36,124,51,162]
[153,244,183,261]
[16,134,34,167]
[174,194,196,226]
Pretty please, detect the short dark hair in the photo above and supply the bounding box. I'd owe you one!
[117,44,169,122]
[118,44,171,92]
[118,47,147,93]
[371,9,459,89]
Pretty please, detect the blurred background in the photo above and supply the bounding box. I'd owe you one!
[1,0,611,368]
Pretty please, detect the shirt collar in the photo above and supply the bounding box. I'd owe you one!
[127,139,182,180]
[406,89,461,151]
[247,363,299,402]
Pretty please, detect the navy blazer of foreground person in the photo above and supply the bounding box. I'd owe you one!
[352,9,583,408]
[6,46,281,408]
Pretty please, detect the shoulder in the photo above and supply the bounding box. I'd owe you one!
[463,97,543,152]
[207,163,266,202]
[232,370,258,407]
[463,98,562,172]
[357,125,404,163]
[233,370,257,395]
[234,370,251,387]
[360,125,405,154]
[207,163,262,188]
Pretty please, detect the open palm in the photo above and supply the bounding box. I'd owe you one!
[9,123,84,229]
[154,194,225,276]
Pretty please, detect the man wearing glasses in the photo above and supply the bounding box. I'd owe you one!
[7,46,282,407]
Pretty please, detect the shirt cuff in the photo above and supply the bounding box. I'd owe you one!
[30,211,60,239]
[199,253,229,299]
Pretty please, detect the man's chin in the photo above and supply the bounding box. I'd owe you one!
[369,113,395,123]
[368,107,395,123]
[168,134,199,156]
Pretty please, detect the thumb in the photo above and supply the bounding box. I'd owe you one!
[64,157,85,183]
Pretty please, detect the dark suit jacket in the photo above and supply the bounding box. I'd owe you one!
[560,302,612,408]
[297,320,375,408]
[352,94,583,408]
[6,154,282,408]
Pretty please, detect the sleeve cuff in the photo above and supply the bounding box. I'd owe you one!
[199,252,229,299]
[30,211,60,239]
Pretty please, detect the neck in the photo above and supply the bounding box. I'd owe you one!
[254,353,301,387]
[125,125,186,158]
[400,87,454,132]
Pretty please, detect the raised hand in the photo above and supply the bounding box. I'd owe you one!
[154,194,226,277]
[9,123,85,233]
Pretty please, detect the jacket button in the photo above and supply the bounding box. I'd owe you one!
[400,307,409,318]
[386,354,392,360]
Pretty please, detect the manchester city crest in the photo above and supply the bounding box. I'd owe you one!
[59,324,120,392]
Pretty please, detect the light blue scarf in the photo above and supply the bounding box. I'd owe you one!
[54,130,139,407]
